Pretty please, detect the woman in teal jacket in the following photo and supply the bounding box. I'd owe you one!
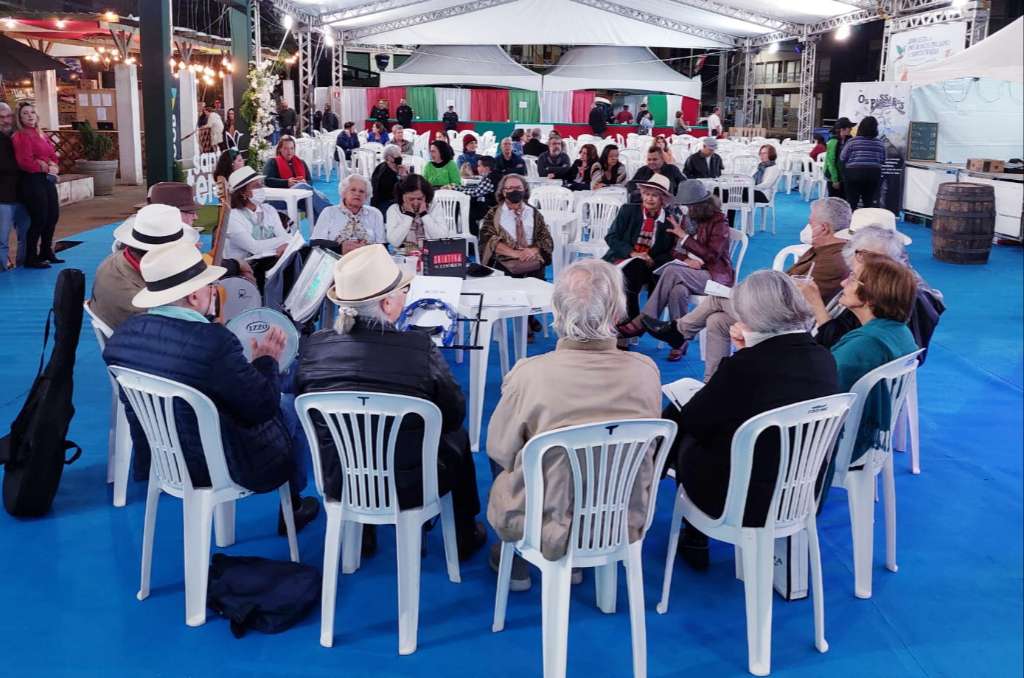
[831,252,919,463]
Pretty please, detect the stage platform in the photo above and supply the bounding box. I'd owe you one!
[0,185,1020,677]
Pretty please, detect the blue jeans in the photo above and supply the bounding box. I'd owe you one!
[0,202,29,268]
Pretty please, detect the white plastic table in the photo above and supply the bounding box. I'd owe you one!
[263,187,314,231]
[458,276,554,452]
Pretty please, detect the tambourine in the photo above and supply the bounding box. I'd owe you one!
[396,297,459,347]
[226,307,301,372]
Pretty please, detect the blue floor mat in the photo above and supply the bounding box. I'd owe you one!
[0,184,1020,677]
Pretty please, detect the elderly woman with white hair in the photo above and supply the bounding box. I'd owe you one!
[312,174,385,254]
[664,270,839,570]
[486,259,662,591]
[296,244,487,560]
[796,224,944,361]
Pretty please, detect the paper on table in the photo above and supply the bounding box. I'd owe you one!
[662,377,704,411]
[483,290,530,308]
[703,280,733,298]
[264,231,306,279]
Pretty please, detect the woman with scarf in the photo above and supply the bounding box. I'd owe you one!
[422,139,462,188]
[619,180,734,360]
[565,143,598,191]
[727,144,781,229]
[385,174,449,254]
[313,174,385,255]
[261,135,331,222]
[602,173,678,349]
[457,134,481,178]
[590,144,627,189]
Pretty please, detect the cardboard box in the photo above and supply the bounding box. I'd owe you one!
[966,158,1005,173]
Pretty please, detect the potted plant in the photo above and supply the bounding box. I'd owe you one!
[74,121,118,196]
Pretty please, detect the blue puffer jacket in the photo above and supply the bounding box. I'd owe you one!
[103,314,295,493]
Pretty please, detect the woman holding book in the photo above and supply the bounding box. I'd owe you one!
[617,179,734,360]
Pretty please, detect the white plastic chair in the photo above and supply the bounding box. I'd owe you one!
[831,350,923,599]
[431,189,477,258]
[801,157,825,201]
[493,419,678,678]
[771,244,811,272]
[893,373,921,475]
[567,197,620,263]
[754,186,778,235]
[523,155,539,179]
[110,366,299,627]
[732,154,759,176]
[719,174,755,236]
[84,301,132,508]
[402,154,426,175]
[658,394,856,676]
[529,185,574,214]
[351,148,377,180]
[294,392,460,654]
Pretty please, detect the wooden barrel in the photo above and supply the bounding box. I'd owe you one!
[932,182,996,264]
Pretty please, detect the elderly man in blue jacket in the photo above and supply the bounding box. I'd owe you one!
[104,240,319,533]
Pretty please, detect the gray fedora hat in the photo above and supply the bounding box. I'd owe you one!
[675,179,711,205]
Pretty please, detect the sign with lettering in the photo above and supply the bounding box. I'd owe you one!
[886,22,966,82]
[185,151,221,205]
[838,81,912,150]
[907,121,939,162]
[422,238,468,278]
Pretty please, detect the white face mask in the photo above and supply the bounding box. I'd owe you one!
[799,223,814,244]
[250,188,267,205]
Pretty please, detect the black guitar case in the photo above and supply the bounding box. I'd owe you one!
[0,268,84,517]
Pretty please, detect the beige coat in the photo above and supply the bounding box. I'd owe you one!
[90,251,145,330]
[486,338,662,560]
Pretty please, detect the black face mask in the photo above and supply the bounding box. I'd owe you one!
[505,189,524,204]
[393,156,402,165]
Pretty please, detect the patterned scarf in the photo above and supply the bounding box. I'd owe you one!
[403,210,426,250]
[513,207,527,248]
[339,207,369,243]
[244,207,276,240]
[634,209,659,254]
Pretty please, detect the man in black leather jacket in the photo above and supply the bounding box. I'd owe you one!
[295,245,486,559]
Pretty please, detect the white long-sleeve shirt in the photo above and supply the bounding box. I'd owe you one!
[386,203,450,249]
[753,163,783,193]
[223,205,291,260]
[313,204,385,244]
[705,113,722,134]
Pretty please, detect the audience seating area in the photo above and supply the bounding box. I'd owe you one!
[0,138,1021,678]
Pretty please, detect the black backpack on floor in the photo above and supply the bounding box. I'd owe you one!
[0,268,84,517]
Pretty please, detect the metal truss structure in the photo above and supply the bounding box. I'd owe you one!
[879,0,989,78]
[343,0,518,42]
[296,27,318,134]
[661,0,800,34]
[739,47,755,127]
[250,0,261,66]
[796,35,818,140]
[322,0,431,23]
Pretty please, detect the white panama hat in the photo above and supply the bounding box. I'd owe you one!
[113,203,199,251]
[132,241,227,308]
[326,244,414,306]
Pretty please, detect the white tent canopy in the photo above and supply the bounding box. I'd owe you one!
[906,17,1024,85]
[313,0,863,49]
[542,46,702,98]
[379,45,543,89]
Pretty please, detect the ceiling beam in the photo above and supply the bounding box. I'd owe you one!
[662,0,801,35]
[267,0,322,27]
[341,0,516,40]
[570,0,740,46]
[322,0,433,24]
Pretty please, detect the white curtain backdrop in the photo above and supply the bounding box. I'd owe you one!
[666,95,683,124]
[539,91,573,123]
[339,88,367,126]
[434,87,472,121]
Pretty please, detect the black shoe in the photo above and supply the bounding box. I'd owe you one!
[43,255,64,264]
[278,496,320,536]
[362,524,378,558]
[678,523,710,571]
[642,316,687,349]
[456,520,488,561]
[24,260,50,269]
